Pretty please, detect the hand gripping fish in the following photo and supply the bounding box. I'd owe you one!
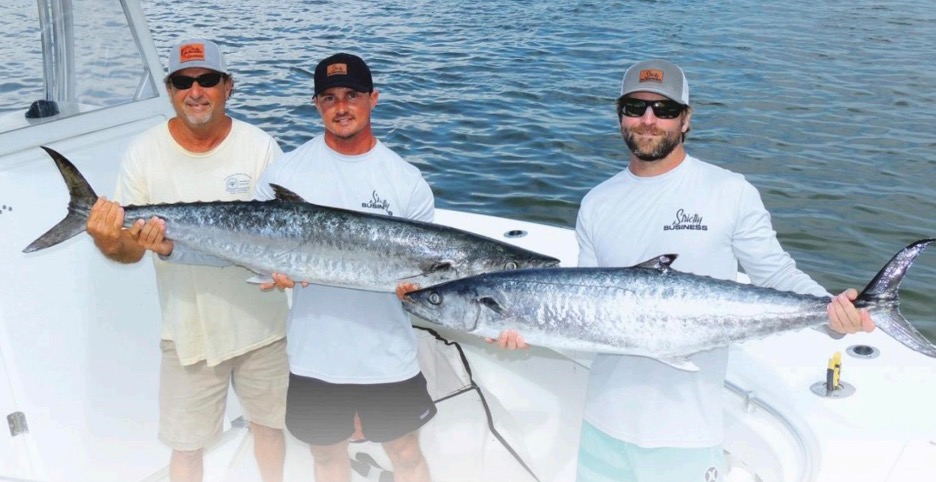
[403,242,936,370]
[24,146,559,292]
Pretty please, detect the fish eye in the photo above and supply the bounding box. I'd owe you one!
[504,261,519,270]
[428,292,443,305]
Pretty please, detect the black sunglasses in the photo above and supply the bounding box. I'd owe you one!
[618,98,686,119]
[167,73,226,90]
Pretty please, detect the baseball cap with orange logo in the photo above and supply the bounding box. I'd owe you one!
[313,53,373,97]
[165,39,229,80]
[619,59,689,105]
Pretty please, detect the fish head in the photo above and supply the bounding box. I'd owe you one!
[411,237,559,287]
[402,280,482,333]
[458,243,560,279]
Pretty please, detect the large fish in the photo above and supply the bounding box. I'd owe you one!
[24,146,560,292]
[403,240,936,370]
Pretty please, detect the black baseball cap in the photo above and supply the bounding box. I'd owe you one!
[313,53,373,97]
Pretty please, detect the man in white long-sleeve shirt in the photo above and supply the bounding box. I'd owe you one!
[496,59,874,482]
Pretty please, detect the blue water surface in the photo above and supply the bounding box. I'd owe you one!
[135,0,936,338]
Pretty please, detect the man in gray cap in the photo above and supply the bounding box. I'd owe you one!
[258,52,436,482]
[497,59,874,481]
[85,39,288,482]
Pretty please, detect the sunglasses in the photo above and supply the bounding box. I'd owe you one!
[167,73,226,90]
[618,98,686,119]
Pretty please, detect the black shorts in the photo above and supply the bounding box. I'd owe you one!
[285,371,437,445]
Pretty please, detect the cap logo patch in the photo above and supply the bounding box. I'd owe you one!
[639,69,664,83]
[179,43,206,63]
[327,63,348,77]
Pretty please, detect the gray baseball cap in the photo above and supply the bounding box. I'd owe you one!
[165,39,229,79]
[619,59,689,105]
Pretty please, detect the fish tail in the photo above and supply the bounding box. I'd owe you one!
[856,238,936,358]
[22,147,98,253]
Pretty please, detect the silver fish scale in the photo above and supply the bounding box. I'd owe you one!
[414,267,830,357]
[121,201,553,292]
[27,148,936,361]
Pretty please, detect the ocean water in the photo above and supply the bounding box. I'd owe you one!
[9,0,932,338]
[0,0,936,340]
[138,0,936,339]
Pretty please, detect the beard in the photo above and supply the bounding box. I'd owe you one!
[179,103,214,126]
[622,125,682,162]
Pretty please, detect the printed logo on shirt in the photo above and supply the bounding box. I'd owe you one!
[224,173,251,195]
[703,466,719,482]
[663,208,708,231]
[362,190,393,216]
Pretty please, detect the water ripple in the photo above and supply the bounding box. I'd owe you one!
[136,0,936,339]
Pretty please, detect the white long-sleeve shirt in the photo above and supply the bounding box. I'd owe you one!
[576,155,827,448]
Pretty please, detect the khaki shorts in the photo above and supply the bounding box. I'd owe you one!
[158,338,288,451]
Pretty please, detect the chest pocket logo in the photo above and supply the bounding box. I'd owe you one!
[225,173,251,195]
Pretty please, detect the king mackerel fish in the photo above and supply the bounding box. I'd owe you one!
[403,244,936,371]
[24,147,560,292]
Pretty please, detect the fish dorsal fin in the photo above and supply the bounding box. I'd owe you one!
[478,297,507,316]
[633,254,678,271]
[270,184,307,202]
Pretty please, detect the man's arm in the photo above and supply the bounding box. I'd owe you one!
[731,182,873,335]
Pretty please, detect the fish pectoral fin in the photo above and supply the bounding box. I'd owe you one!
[478,297,508,316]
[427,260,455,273]
[397,260,455,282]
[270,184,307,202]
[654,356,699,372]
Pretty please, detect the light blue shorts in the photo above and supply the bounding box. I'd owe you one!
[576,422,724,482]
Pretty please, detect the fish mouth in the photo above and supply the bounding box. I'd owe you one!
[516,255,560,269]
[542,257,561,267]
[400,294,429,321]
[401,289,436,320]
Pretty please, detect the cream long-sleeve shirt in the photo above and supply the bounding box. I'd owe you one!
[115,120,288,366]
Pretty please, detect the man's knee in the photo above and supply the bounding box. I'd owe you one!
[171,448,203,465]
[310,441,349,465]
[383,432,425,470]
[250,422,283,442]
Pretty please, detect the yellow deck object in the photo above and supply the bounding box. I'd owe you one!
[826,351,842,392]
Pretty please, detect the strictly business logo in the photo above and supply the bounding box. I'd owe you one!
[663,208,708,231]
[362,190,393,216]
